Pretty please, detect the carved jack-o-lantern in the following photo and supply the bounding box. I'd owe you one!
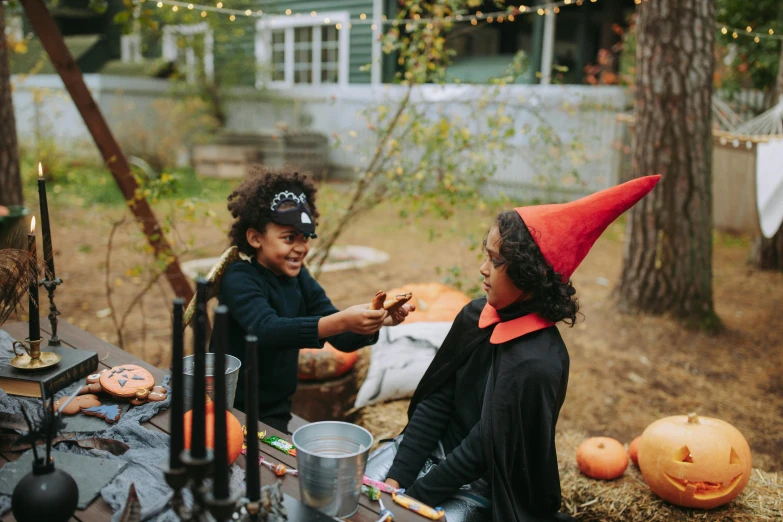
[638,413,752,509]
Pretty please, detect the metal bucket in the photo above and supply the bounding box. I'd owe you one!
[292,421,373,518]
[183,353,241,411]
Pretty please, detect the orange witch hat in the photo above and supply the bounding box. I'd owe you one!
[480,175,662,343]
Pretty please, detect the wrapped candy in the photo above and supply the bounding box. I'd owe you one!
[363,475,400,494]
[392,490,445,520]
[260,434,297,456]
[362,485,381,501]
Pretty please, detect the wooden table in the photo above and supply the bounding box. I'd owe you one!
[0,321,417,522]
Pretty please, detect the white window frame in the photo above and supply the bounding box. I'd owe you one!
[255,11,350,88]
[162,23,214,84]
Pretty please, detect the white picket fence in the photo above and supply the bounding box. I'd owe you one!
[11,74,630,201]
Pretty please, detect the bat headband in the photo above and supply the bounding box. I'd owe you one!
[270,190,317,238]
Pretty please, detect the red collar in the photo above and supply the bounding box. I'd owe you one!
[479,303,556,344]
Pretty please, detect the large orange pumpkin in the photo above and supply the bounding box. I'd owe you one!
[297,343,358,381]
[385,283,470,324]
[576,437,628,480]
[638,413,752,509]
[183,401,244,464]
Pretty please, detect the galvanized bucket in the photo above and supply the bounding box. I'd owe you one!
[292,421,373,518]
[183,353,241,411]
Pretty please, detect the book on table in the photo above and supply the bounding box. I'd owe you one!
[0,344,98,398]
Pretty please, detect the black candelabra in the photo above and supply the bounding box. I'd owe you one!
[40,276,62,346]
[164,285,287,522]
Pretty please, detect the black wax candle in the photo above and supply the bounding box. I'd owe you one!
[28,218,40,342]
[212,305,230,500]
[244,335,260,501]
[37,163,55,280]
[190,279,208,459]
[169,298,185,470]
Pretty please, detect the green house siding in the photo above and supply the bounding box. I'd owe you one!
[263,0,375,84]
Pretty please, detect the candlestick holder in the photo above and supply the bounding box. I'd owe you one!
[164,452,288,522]
[11,337,61,370]
[40,277,62,346]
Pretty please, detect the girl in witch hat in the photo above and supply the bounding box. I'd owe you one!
[371,175,661,522]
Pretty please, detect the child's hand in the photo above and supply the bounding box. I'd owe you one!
[383,303,416,327]
[341,304,387,335]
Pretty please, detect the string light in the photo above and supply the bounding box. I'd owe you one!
[201,10,206,17]
[336,23,342,30]
[134,0,782,45]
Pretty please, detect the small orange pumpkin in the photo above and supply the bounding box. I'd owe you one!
[628,436,641,466]
[638,413,752,509]
[183,401,244,464]
[385,283,470,324]
[576,437,628,480]
[298,343,358,381]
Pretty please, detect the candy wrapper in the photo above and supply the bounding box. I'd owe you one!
[362,485,381,501]
[392,490,445,520]
[261,434,297,456]
[363,475,399,494]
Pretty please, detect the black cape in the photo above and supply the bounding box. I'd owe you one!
[406,298,574,522]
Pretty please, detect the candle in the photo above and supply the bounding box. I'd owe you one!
[169,298,185,470]
[190,278,208,459]
[28,218,40,342]
[212,305,230,500]
[37,163,55,280]
[244,334,260,501]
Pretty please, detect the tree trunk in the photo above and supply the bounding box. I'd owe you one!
[749,42,783,271]
[616,0,720,330]
[0,4,23,207]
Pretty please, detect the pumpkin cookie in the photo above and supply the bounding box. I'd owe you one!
[99,364,155,398]
[55,394,102,416]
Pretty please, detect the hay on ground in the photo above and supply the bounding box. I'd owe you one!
[557,431,783,521]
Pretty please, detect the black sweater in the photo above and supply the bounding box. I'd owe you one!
[217,258,377,432]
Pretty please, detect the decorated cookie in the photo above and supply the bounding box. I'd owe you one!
[83,404,123,424]
[99,364,155,398]
[55,394,102,415]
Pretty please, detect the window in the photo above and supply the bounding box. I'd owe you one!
[256,12,349,87]
[271,30,286,82]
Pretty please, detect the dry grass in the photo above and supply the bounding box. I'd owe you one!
[557,430,783,521]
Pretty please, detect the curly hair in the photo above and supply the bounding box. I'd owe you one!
[226,166,320,257]
[493,210,580,326]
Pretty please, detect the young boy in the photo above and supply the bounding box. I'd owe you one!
[219,167,412,433]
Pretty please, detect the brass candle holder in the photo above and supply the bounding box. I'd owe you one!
[11,337,61,370]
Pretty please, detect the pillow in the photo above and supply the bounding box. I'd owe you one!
[354,322,453,409]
